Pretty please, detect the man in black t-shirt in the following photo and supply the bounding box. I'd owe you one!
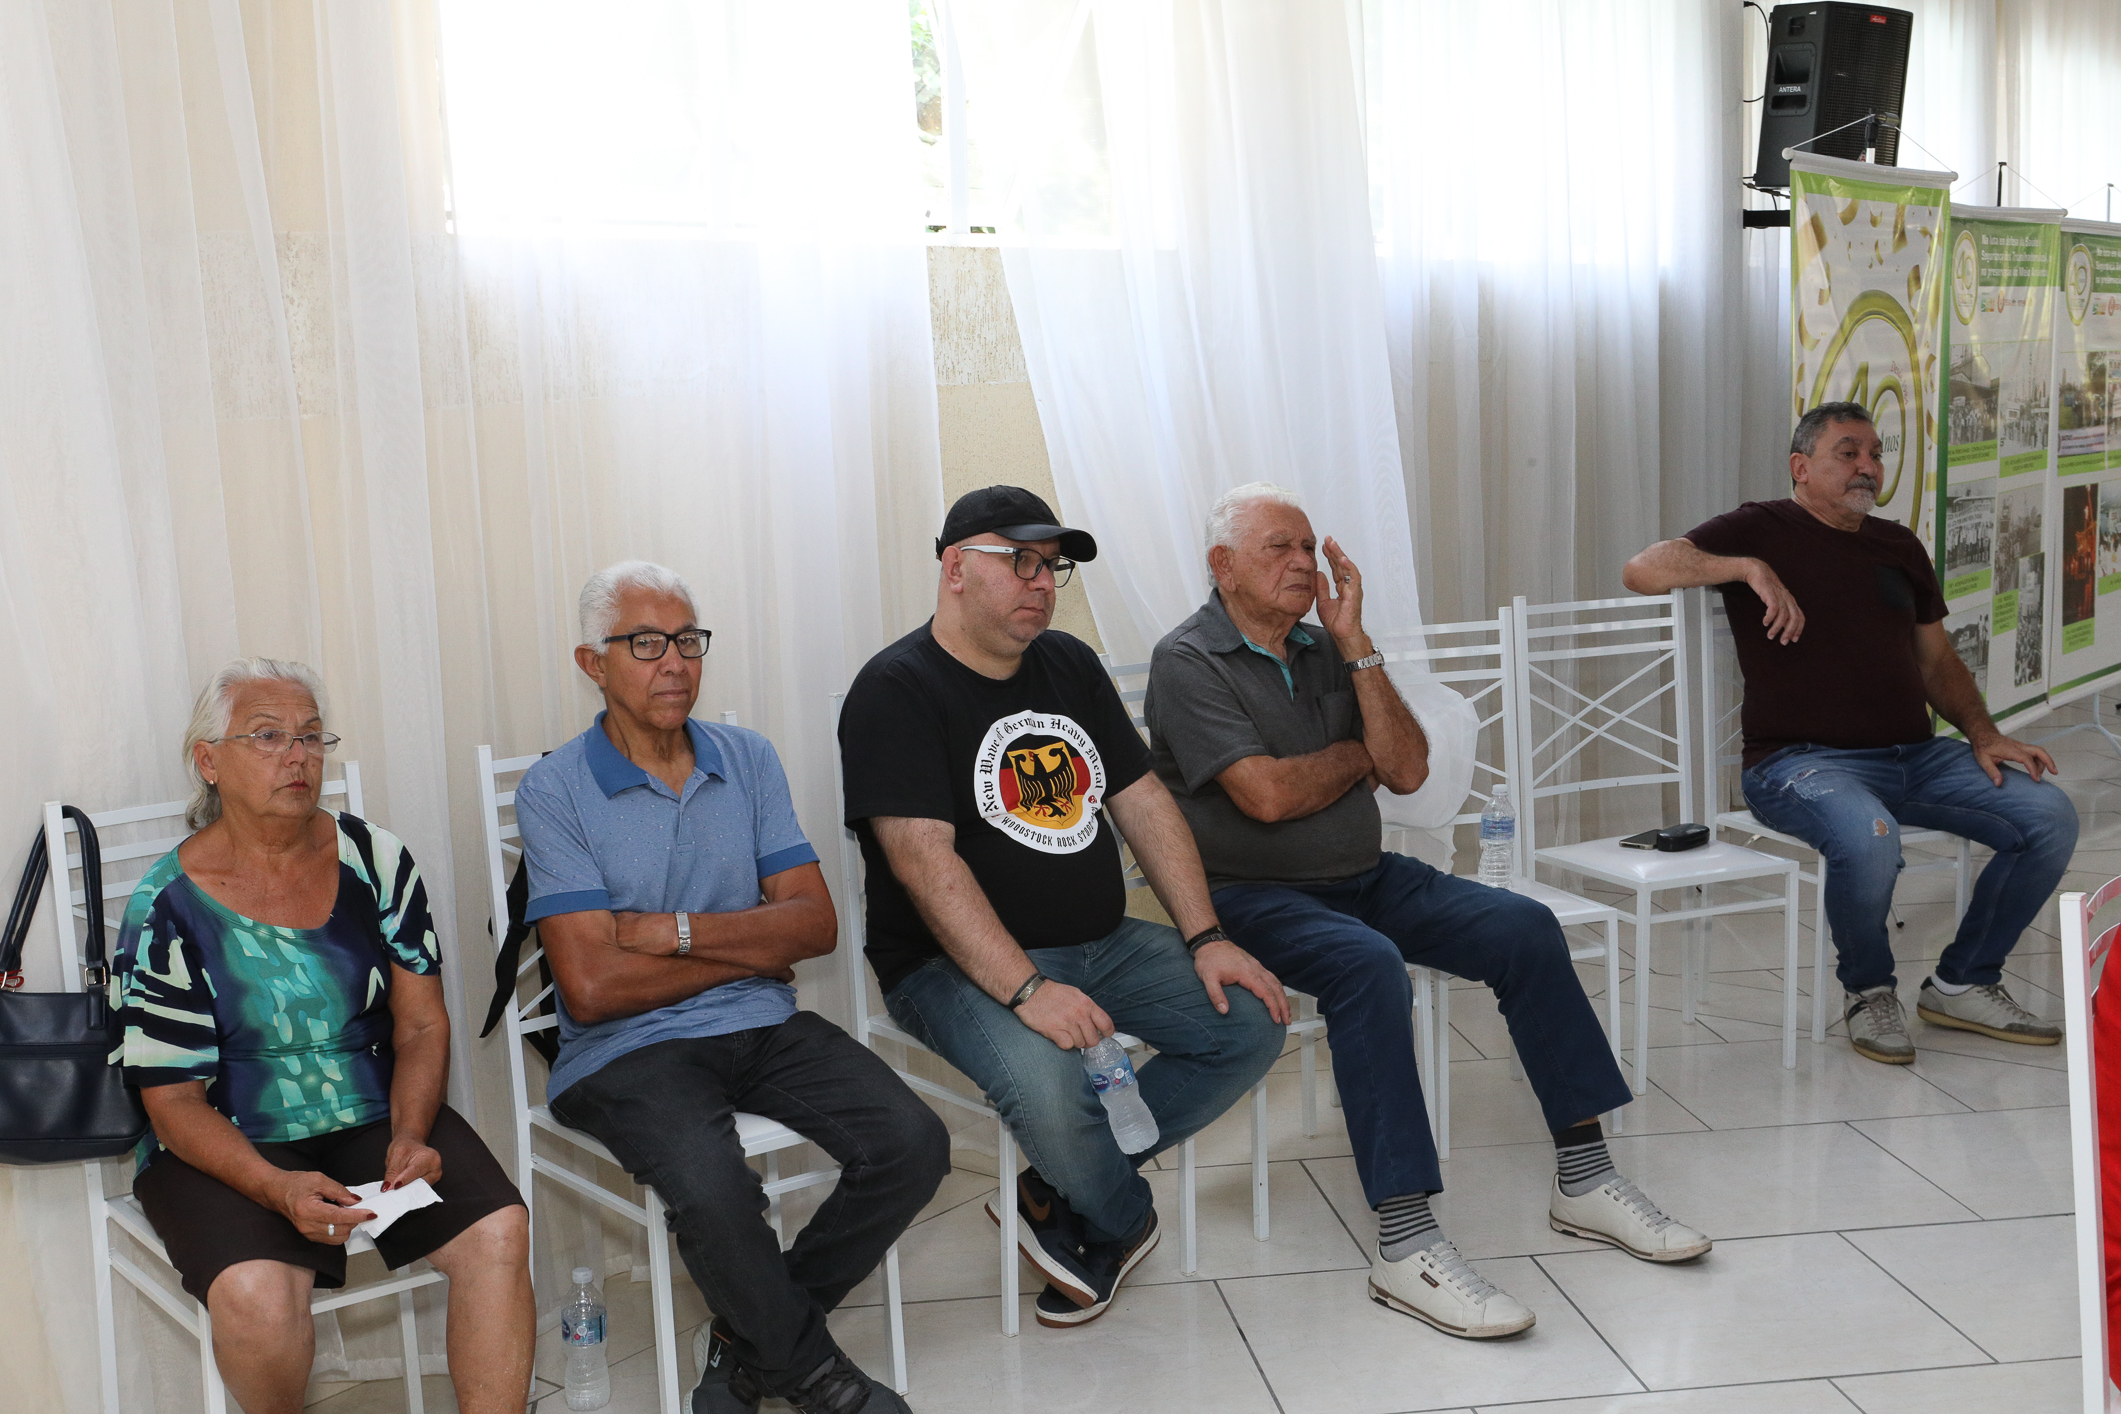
[839,486,1287,1331]
[1624,402,2074,1064]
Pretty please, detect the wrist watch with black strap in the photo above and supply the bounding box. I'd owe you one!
[1006,971,1047,1010]
[1184,924,1230,955]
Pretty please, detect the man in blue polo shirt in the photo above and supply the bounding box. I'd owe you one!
[516,560,946,1414]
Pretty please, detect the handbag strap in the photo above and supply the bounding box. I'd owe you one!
[0,808,107,1025]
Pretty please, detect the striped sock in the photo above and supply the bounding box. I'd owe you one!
[1376,1191,1443,1262]
[1555,1120,1618,1197]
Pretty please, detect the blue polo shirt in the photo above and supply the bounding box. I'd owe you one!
[514,713,819,1098]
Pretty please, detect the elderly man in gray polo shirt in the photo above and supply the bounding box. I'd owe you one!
[516,560,947,1414]
[1146,484,1709,1343]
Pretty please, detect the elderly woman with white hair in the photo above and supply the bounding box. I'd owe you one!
[110,658,532,1414]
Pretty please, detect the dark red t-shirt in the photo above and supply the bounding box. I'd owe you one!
[1686,499,1945,769]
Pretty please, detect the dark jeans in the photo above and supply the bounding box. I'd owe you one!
[884,916,1283,1245]
[547,1010,949,1392]
[1741,735,2078,994]
[1214,853,1631,1209]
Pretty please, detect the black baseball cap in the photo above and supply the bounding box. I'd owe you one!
[934,485,1098,561]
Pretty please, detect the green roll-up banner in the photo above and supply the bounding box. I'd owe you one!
[1790,155,1955,551]
[1934,207,2063,726]
[2048,217,2121,706]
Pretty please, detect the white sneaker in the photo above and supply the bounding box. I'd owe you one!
[1916,977,2062,1045]
[1548,1175,1712,1262]
[1845,984,1916,1064]
[1367,1240,1535,1339]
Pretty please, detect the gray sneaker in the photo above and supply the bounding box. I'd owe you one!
[1845,985,1915,1064]
[1916,978,2062,1045]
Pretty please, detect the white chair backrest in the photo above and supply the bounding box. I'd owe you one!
[475,746,550,1203]
[1508,591,1696,856]
[2061,877,2121,1414]
[39,767,364,990]
[1691,588,1745,819]
[1371,614,1520,867]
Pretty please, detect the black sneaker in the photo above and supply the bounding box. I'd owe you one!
[1032,1208,1160,1329]
[690,1318,761,1414]
[985,1168,1096,1307]
[780,1352,910,1414]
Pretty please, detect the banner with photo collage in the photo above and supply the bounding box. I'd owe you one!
[1935,208,2063,727]
[1790,155,1953,552]
[2049,218,2121,705]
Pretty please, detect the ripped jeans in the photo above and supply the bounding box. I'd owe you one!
[1742,736,2077,994]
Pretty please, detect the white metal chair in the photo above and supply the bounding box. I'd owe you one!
[1694,588,1974,1043]
[475,744,905,1410]
[1377,612,1627,1147]
[1510,592,1803,1080]
[62,771,445,1414]
[2060,876,2121,1414]
[1102,658,1315,1230]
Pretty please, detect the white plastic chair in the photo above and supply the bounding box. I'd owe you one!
[2060,876,2121,1414]
[1510,592,1804,1080]
[1694,588,1974,1042]
[62,771,446,1414]
[475,744,905,1410]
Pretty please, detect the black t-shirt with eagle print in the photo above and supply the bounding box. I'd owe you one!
[839,620,1153,993]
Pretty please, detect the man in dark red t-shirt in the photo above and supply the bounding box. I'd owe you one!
[1622,402,2074,1065]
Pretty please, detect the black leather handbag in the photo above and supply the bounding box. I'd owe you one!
[0,808,150,1164]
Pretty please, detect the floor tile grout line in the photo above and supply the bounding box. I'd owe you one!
[1300,1155,1370,1255]
[1837,1119,1988,1223]
[1210,1278,1288,1414]
[1830,1228,2003,1366]
[1525,1250,1649,1399]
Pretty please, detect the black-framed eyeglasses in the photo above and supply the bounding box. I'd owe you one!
[215,730,342,756]
[603,629,712,661]
[959,545,1076,588]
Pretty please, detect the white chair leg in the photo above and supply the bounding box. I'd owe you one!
[1413,968,1438,1137]
[1782,868,1801,1069]
[398,1288,426,1414]
[198,1302,228,1414]
[1632,891,1652,1094]
[1813,857,1832,1043]
[1603,918,1624,1133]
[645,1189,682,1414]
[766,1152,785,1247]
[1251,1080,1270,1240]
[1436,979,1452,1161]
[1180,1138,1199,1276]
[884,1244,908,1394]
[1299,994,1319,1137]
[1954,837,1971,922]
[87,1167,120,1414]
[997,1123,1019,1337]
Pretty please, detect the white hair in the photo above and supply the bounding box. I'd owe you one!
[578,560,699,647]
[183,658,330,830]
[1203,481,1303,564]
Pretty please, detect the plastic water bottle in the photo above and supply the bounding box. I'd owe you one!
[1478,784,1516,889]
[561,1267,610,1410]
[1082,1036,1159,1153]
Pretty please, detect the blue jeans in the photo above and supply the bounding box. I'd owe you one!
[1214,854,1631,1210]
[1741,736,2078,994]
[884,916,1283,1245]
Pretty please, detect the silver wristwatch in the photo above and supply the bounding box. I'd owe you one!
[674,911,692,956]
[1348,650,1386,671]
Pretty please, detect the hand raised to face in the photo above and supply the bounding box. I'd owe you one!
[1313,536,1366,644]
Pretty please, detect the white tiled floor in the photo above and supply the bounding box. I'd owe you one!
[310,700,2121,1413]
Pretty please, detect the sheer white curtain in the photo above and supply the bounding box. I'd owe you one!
[951,0,1423,668]
[1,1,941,1408]
[1365,0,1749,623]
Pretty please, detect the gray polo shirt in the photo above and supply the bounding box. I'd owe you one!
[1146,591,1381,891]
[513,713,819,1098]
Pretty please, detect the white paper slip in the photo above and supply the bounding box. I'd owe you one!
[345,1178,442,1241]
